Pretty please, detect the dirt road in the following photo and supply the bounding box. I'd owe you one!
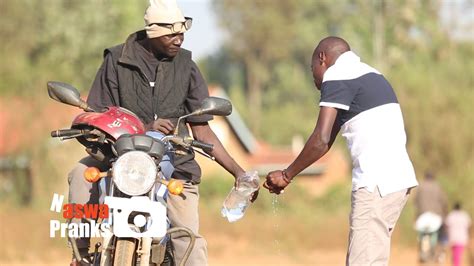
[2,208,470,266]
[0,246,452,266]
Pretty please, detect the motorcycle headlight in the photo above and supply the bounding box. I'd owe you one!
[112,151,157,196]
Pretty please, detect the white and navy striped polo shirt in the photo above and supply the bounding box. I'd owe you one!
[320,51,418,196]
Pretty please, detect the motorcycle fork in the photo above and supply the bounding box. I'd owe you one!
[136,184,158,265]
[137,237,153,266]
[99,178,115,266]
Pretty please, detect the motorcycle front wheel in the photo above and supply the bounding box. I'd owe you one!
[114,238,137,266]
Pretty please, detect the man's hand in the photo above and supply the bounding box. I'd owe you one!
[263,170,291,195]
[146,118,175,134]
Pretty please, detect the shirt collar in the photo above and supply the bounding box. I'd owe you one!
[322,51,361,83]
[333,51,360,65]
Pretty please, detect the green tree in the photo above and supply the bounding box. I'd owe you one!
[213,0,304,134]
[0,0,146,95]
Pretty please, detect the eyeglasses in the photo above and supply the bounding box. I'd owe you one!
[149,17,193,33]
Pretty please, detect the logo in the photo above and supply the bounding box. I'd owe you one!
[49,193,111,238]
[104,196,167,238]
[49,193,167,238]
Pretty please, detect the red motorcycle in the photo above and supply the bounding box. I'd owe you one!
[48,81,232,266]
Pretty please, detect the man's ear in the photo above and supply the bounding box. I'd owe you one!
[319,52,326,65]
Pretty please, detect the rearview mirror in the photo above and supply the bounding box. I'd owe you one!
[197,97,232,116]
[47,81,95,112]
[174,97,232,135]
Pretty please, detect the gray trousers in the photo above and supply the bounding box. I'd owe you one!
[346,186,411,266]
[68,156,208,266]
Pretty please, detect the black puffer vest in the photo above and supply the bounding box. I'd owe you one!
[104,30,192,126]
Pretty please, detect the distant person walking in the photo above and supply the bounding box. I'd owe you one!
[414,171,449,262]
[263,36,418,265]
[445,202,472,266]
[414,171,448,219]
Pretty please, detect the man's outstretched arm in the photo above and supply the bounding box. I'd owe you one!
[286,106,340,178]
[265,106,340,193]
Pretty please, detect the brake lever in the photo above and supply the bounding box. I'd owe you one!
[193,148,215,161]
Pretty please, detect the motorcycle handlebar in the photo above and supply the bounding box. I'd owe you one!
[51,129,84,138]
[191,140,214,151]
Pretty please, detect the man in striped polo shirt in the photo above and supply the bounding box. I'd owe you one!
[264,36,418,265]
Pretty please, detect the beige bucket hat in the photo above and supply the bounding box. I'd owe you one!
[144,0,192,38]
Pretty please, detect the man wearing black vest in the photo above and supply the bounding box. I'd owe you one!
[68,0,249,265]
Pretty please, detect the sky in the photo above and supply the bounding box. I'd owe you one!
[440,0,474,40]
[179,0,224,60]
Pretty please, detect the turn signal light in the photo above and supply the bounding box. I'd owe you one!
[84,167,103,183]
[167,180,184,195]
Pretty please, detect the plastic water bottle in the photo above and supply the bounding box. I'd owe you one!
[221,171,259,222]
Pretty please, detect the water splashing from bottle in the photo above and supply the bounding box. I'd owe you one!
[272,194,281,255]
